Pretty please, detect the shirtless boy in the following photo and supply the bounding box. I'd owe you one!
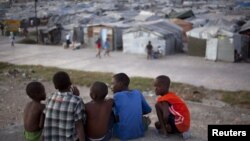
[85,81,114,141]
[23,81,46,141]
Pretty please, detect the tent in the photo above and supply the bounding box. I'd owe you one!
[187,36,206,57]
[86,24,125,50]
[170,18,193,32]
[170,18,193,42]
[239,20,250,34]
[187,26,250,62]
[168,10,194,19]
[123,21,183,55]
[39,24,63,45]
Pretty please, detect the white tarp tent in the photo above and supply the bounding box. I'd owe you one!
[123,20,183,55]
[187,26,249,62]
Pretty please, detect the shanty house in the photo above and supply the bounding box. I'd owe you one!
[122,21,183,55]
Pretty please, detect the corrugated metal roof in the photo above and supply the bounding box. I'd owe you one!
[240,20,250,32]
[124,20,183,39]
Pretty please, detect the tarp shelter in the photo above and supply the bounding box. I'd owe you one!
[72,26,84,44]
[134,11,154,22]
[239,20,250,35]
[39,24,62,45]
[168,10,194,19]
[3,19,20,35]
[188,18,208,28]
[235,1,250,9]
[122,21,183,55]
[204,18,238,32]
[187,27,250,62]
[170,18,193,32]
[239,21,250,57]
[187,36,206,57]
[170,18,193,42]
[86,24,123,50]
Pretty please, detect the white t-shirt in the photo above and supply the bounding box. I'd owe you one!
[66,34,70,40]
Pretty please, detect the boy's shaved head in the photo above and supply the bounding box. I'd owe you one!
[53,71,72,91]
[154,75,171,96]
[156,75,171,88]
[111,73,130,93]
[26,81,46,101]
[90,81,108,101]
[113,73,130,87]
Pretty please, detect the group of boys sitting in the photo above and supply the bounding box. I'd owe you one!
[23,71,190,141]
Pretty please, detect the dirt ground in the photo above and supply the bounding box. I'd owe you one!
[0,71,250,141]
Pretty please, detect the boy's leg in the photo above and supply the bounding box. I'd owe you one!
[155,102,180,134]
[167,113,180,134]
[155,102,168,135]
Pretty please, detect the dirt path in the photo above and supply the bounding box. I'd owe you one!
[0,36,250,141]
[0,36,250,91]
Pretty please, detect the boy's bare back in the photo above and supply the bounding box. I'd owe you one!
[24,101,45,132]
[85,99,113,139]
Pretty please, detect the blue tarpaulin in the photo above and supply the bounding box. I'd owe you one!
[236,1,250,8]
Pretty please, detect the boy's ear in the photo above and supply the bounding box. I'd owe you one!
[90,92,96,100]
[118,81,123,87]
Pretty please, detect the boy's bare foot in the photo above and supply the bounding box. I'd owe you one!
[154,121,161,129]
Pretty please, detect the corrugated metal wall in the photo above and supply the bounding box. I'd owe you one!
[187,36,206,57]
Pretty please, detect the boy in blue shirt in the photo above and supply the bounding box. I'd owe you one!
[111,73,152,140]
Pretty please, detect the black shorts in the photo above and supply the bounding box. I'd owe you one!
[66,40,71,45]
[167,113,180,134]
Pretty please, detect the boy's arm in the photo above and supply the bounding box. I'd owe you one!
[71,86,80,96]
[113,96,120,123]
[39,113,45,129]
[140,93,152,114]
[39,104,46,129]
[110,100,119,123]
[76,119,85,141]
[74,99,86,141]
[156,102,170,135]
[161,102,170,123]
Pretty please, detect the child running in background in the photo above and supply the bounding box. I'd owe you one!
[154,75,191,139]
[95,37,102,58]
[43,71,86,141]
[85,81,114,141]
[23,81,46,141]
[103,38,110,57]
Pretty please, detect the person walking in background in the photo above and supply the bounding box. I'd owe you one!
[23,81,46,141]
[95,37,102,58]
[65,33,71,48]
[0,24,4,36]
[85,81,114,141]
[23,27,29,38]
[146,41,153,59]
[9,32,15,47]
[104,38,111,56]
[153,75,191,139]
[43,71,86,141]
[18,27,23,36]
[111,73,152,140]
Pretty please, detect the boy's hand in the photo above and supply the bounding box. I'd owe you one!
[71,86,80,96]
